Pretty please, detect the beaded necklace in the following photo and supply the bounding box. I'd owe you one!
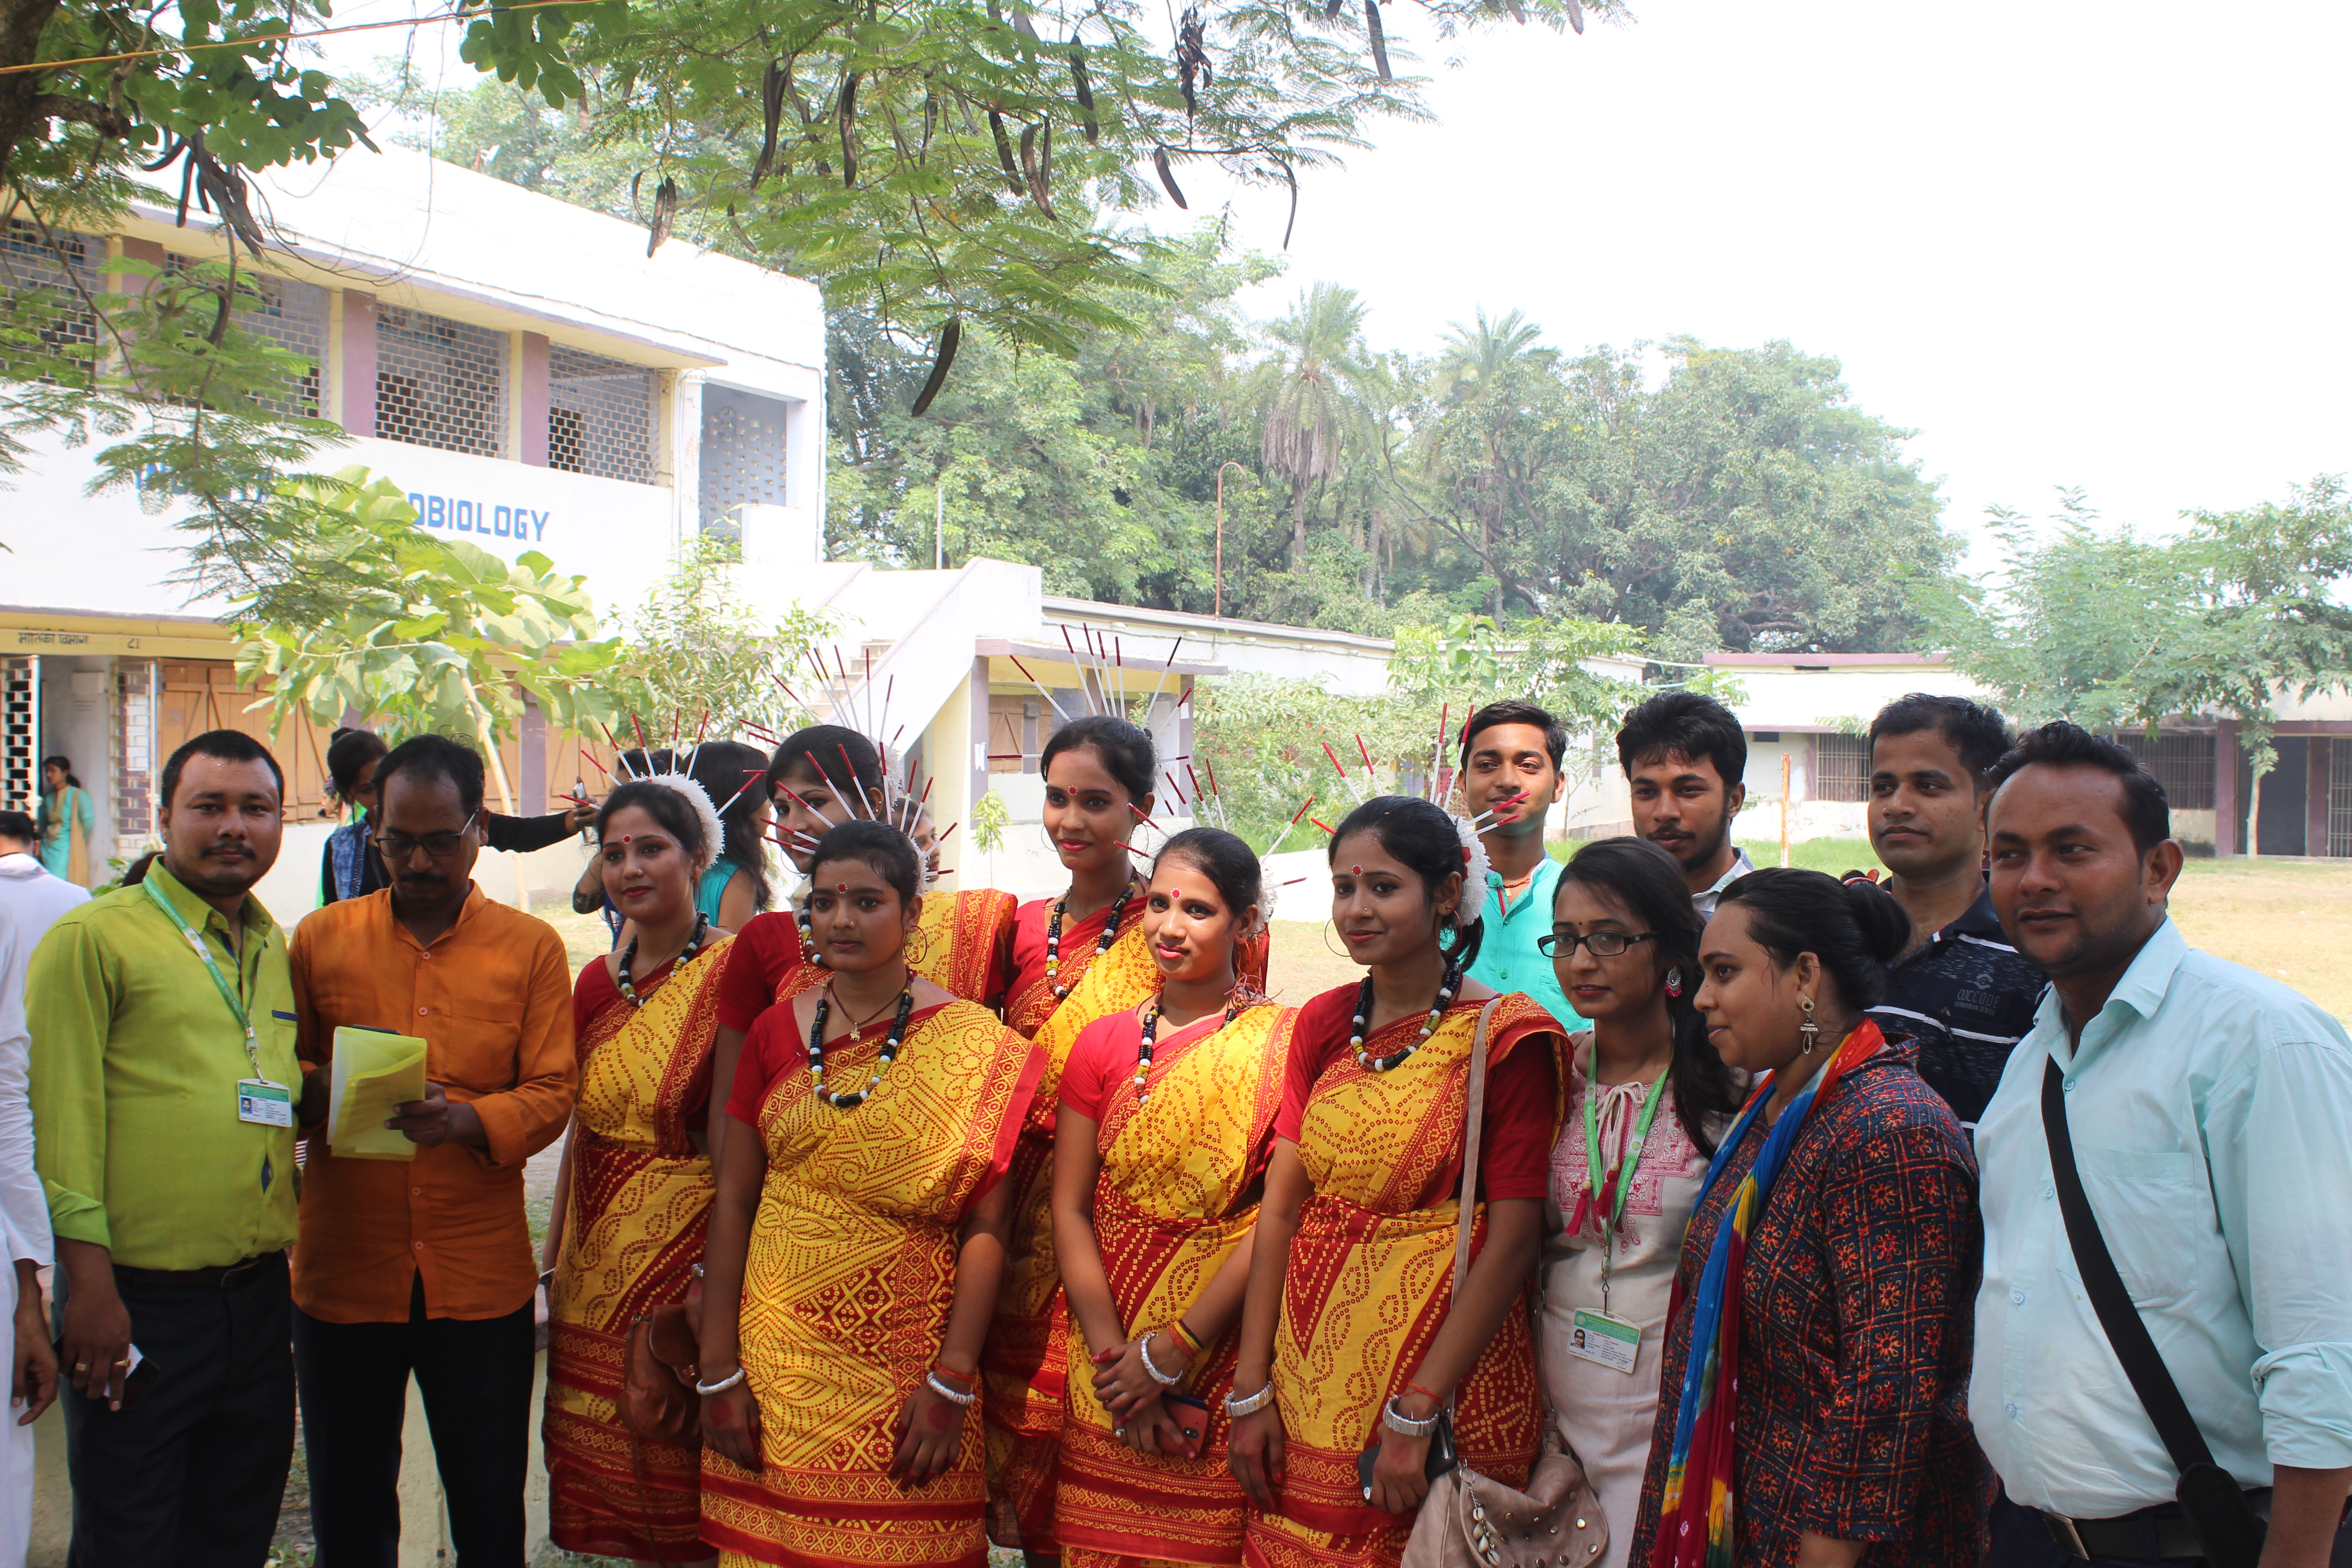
[1348,962,1462,1073]
[808,981,916,1110]
[1133,993,1244,1105]
[1045,874,1140,1000]
[616,912,711,1009]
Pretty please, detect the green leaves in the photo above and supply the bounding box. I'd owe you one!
[230,466,631,748]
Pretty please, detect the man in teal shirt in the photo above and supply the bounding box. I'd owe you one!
[1456,701,1579,1025]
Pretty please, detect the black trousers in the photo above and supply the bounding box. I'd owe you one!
[56,1250,297,1568]
[293,1274,537,1568]
[1990,1489,2352,1568]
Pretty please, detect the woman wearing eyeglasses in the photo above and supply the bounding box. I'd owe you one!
[1538,838,1741,1568]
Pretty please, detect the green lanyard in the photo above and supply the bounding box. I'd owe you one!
[1584,1063,1669,1313]
[142,877,265,1080]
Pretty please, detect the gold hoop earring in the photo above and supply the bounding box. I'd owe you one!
[1798,995,1819,1055]
[1323,920,1351,960]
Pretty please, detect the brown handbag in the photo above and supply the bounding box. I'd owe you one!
[1399,1000,1609,1568]
[619,1280,705,1447]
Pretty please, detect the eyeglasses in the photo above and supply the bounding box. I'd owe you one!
[1538,929,1656,958]
[375,809,480,861]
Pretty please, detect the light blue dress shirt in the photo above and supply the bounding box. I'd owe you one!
[1972,917,2352,1518]
[1465,854,1578,1024]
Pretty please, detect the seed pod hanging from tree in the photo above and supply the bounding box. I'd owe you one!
[838,72,861,186]
[988,110,1026,196]
[1175,6,1211,120]
[911,318,962,417]
[1019,121,1056,217]
[1152,147,1188,209]
[1364,0,1391,82]
[1068,44,1099,143]
[751,59,788,186]
[646,176,680,255]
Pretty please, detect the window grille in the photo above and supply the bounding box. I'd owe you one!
[1815,733,1870,803]
[113,662,157,843]
[164,254,329,418]
[2328,740,2352,859]
[1,220,99,372]
[548,343,656,484]
[375,305,506,457]
[2113,731,2215,811]
[2,657,35,816]
[698,385,790,538]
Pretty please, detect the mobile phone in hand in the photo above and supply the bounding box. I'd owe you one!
[1158,1392,1210,1459]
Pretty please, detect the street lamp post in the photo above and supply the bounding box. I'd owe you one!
[1214,461,1245,619]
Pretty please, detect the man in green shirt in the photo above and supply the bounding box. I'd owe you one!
[1456,700,1582,1025]
[27,728,303,1566]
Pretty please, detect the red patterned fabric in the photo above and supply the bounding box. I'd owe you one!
[1631,1042,1991,1568]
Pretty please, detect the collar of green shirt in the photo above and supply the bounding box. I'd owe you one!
[2040,915,2184,1067]
[1487,854,1562,921]
[145,860,279,961]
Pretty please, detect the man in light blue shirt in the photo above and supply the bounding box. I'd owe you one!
[1975,722,2352,1568]
[1455,700,1578,1024]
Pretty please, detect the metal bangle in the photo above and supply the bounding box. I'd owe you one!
[1382,1394,1442,1438]
[1224,1381,1276,1419]
[926,1372,978,1407]
[695,1366,748,1397]
[1137,1332,1183,1387]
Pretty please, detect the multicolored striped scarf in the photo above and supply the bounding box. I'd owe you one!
[1648,1019,1886,1568]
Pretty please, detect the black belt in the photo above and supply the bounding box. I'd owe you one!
[113,1250,284,1292]
[2039,1492,2273,1562]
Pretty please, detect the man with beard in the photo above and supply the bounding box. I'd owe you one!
[287,734,575,1565]
[1616,691,1753,917]
[1975,723,2352,1568]
[1862,693,2045,1132]
[27,729,303,1563]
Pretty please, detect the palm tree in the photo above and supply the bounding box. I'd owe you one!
[1422,308,1558,619]
[1254,282,1371,568]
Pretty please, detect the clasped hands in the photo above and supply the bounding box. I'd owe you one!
[1093,1329,1203,1459]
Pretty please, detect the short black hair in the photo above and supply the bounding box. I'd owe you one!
[1041,714,1156,804]
[374,734,486,817]
[0,810,33,844]
[809,818,923,909]
[1984,721,2170,856]
[1155,826,1263,923]
[1870,694,2013,788]
[326,727,389,799]
[160,730,284,812]
[1461,700,1567,773]
[1616,691,1747,789]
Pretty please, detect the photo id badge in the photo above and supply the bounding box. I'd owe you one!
[1565,1309,1641,1375]
[237,1078,294,1128]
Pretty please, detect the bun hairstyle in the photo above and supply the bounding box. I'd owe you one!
[689,739,775,912]
[1714,866,1911,1013]
[1040,714,1156,804]
[808,818,924,911]
[764,725,886,813]
[1558,836,1739,1156]
[1328,795,1485,971]
[1154,826,1264,933]
[596,778,712,873]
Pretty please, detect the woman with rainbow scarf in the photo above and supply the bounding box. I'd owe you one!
[1633,868,1990,1568]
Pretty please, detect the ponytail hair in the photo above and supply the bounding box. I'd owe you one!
[1713,866,1910,1013]
[1328,795,1485,973]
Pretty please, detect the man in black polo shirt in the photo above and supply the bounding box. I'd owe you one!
[1860,693,2046,1132]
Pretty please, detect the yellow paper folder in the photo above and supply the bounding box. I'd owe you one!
[329,1027,429,1162]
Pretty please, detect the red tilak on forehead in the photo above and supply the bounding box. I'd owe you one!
[836,882,849,893]
[1351,865,1363,876]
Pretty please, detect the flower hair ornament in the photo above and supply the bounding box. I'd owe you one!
[644,772,725,880]
[1451,812,1492,928]
[588,729,727,881]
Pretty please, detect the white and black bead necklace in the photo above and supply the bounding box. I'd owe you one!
[616,912,710,1009]
[808,982,916,1110]
[1349,962,1462,1073]
[797,905,825,968]
[1045,874,1141,1000]
[1133,994,1245,1104]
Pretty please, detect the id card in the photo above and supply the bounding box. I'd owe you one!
[1564,1309,1641,1375]
[237,1078,294,1128]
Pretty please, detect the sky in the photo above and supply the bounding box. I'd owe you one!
[310,0,2352,573]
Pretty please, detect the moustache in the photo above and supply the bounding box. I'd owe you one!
[394,871,449,886]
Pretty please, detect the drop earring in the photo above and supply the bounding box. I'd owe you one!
[1798,995,1819,1055]
[1663,968,1683,999]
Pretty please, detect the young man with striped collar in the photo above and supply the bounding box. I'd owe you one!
[1862,692,2045,1132]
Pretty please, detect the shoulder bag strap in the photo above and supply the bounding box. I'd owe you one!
[2040,1056,2215,1474]
[1446,996,1504,1413]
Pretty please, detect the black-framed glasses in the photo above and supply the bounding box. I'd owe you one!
[1538,929,1656,958]
[375,808,480,861]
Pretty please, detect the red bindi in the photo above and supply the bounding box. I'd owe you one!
[1350,865,1362,875]
[836,882,849,893]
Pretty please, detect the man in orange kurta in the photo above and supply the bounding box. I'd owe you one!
[288,735,576,1566]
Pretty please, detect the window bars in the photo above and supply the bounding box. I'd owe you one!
[697,385,790,538]
[547,343,656,484]
[375,304,507,457]
[1,220,99,376]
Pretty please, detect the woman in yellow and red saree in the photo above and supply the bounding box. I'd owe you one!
[1051,828,1295,1568]
[697,819,1043,1568]
[1228,797,1566,1568]
[544,776,737,1563]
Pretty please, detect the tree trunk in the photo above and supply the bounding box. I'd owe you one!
[1289,482,1306,568]
[2247,766,2265,859]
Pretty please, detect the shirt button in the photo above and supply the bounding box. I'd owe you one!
[417,1007,429,1016]
[411,1186,422,1196]
[2005,1402,2019,1419]
[2044,1183,2055,1199]
[2010,1290,2025,1305]
[412,1241,424,1250]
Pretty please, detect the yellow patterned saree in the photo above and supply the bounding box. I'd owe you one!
[546,937,733,1561]
[701,999,1043,1568]
[912,887,1018,1006]
[1059,1001,1295,1568]
[1243,993,1561,1568]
